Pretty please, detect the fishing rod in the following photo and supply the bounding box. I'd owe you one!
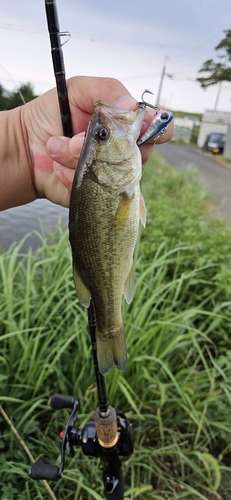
[30,2,134,499]
[44,0,72,138]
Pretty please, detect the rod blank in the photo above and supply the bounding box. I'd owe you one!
[45,0,73,138]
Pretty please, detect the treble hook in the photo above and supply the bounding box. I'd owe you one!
[140,89,160,111]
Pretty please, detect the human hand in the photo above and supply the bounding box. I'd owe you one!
[23,76,173,208]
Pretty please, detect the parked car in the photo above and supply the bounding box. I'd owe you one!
[203,132,226,154]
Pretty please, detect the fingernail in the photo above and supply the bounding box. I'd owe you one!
[114,94,137,109]
[53,161,65,172]
[47,137,63,155]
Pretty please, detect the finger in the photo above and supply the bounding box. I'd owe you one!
[68,76,131,113]
[139,119,174,163]
[53,162,75,192]
[46,133,84,168]
[68,76,135,134]
[114,93,139,110]
[140,143,154,164]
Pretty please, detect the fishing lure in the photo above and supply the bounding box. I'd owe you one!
[137,89,173,145]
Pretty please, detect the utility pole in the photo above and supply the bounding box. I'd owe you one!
[156,56,172,108]
[214,81,222,111]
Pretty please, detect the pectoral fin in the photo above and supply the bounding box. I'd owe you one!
[123,263,134,304]
[114,193,133,230]
[139,192,146,227]
[73,265,91,307]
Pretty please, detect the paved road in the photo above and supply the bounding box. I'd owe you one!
[157,143,231,223]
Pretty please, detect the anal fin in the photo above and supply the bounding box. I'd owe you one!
[73,265,91,307]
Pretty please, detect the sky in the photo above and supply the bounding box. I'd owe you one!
[0,0,231,114]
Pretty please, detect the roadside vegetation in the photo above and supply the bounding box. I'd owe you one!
[1,151,231,499]
[0,83,37,110]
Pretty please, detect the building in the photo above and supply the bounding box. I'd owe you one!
[173,117,195,142]
[224,125,231,159]
[197,110,231,148]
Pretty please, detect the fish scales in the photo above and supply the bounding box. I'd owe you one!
[72,180,140,330]
[69,100,146,375]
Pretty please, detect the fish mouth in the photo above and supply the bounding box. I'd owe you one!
[94,100,146,141]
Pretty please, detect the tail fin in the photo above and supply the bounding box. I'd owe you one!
[96,326,127,376]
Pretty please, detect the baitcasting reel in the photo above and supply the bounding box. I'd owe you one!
[30,393,134,500]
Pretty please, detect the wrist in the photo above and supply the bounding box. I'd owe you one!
[0,106,37,211]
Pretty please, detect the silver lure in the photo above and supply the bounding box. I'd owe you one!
[137,109,173,145]
[136,89,173,145]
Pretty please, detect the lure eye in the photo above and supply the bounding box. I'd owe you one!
[94,125,110,142]
[160,112,170,122]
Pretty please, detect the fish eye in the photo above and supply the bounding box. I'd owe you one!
[94,125,110,142]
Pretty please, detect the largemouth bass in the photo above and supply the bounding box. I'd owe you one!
[69,100,146,375]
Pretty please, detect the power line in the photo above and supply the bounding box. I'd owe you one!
[0,76,54,86]
[0,23,223,52]
[0,24,46,35]
[171,29,225,60]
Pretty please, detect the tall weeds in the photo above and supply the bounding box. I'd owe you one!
[1,151,231,499]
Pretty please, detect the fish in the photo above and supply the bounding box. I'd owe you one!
[69,100,147,375]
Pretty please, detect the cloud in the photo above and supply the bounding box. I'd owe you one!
[0,0,231,113]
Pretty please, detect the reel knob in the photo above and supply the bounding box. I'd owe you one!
[30,461,61,481]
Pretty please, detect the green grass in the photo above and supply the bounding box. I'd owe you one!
[1,151,231,499]
[172,110,202,121]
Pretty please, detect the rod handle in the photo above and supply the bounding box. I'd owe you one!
[94,406,118,448]
[30,461,60,481]
[49,393,75,410]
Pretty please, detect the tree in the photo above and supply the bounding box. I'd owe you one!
[0,83,38,111]
[0,84,8,110]
[197,29,231,88]
[6,83,38,109]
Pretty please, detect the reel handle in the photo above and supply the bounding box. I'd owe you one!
[49,393,75,410]
[30,461,60,481]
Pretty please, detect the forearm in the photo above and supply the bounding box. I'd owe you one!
[0,107,37,211]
